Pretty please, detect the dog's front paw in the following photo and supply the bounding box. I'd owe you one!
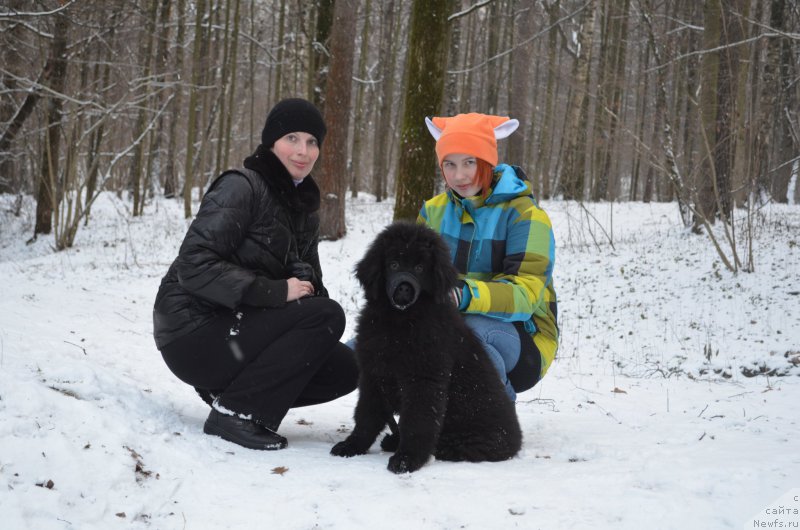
[387,451,428,474]
[331,437,367,458]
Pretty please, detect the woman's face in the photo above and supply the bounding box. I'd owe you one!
[271,132,320,180]
[441,153,481,197]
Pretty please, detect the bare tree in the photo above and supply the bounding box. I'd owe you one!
[130,0,159,217]
[182,0,208,218]
[163,0,186,199]
[310,0,334,111]
[0,0,27,194]
[318,0,357,240]
[393,0,453,221]
[506,0,535,167]
[371,0,399,202]
[591,0,629,201]
[536,0,561,199]
[558,0,596,200]
[769,0,797,202]
[349,0,373,198]
[33,9,68,237]
[1,0,798,260]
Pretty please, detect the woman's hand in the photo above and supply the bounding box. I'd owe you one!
[286,277,314,301]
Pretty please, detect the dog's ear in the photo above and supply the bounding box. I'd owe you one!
[355,234,386,301]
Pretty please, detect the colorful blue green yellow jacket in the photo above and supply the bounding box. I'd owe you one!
[417,164,558,379]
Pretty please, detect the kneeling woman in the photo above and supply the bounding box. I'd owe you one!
[419,113,559,402]
[153,98,357,450]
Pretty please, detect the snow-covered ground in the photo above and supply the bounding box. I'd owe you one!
[0,192,798,529]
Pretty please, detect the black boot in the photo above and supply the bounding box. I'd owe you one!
[203,409,287,450]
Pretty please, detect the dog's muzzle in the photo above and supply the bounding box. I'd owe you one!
[386,271,420,310]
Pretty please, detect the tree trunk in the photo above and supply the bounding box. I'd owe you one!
[770,0,794,202]
[536,0,560,199]
[559,0,596,200]
[698,0,721,225]
[272,0,287,102]
[149,0,173,198]
[715,0,747,217]
[463,11,478,110]
[393,0,452,221]
[130,0,159,217]
[641,0,691,225]
[753,0,785,201]
[193,11,216,201]
[84,27,116,222]
[183,0,208,218]
[485,0,502,114]
[0,0,25,194]
[0,85,40,195]
[350,0,372,198]
[593,0,629,201]
[164,0,186,199]
[372,0,398,202]
[506,0,535,167]
[680,3,701,202]
[444,0,463,117]
[213,0,234,179]
[318,0,357,240]
[34,11,69,237]
[310,0,334,111]
[590,0,611,199]
[222,0,241,172]
[732,0,755,207]
[630,38,650,201]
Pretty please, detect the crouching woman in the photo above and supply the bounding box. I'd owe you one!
[153,98,357,451]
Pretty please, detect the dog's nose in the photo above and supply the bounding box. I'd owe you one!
[387,271,421,310]
[393,281,415,306]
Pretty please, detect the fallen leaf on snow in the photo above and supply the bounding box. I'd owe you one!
[271,466,289,475]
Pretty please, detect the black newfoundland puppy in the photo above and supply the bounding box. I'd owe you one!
[331,222,522,473]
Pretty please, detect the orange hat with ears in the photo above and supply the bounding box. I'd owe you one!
[425,113,519,167]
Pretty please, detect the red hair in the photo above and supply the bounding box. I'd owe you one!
[474,158,494,197]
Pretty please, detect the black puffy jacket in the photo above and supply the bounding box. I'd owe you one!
[153,147,326,349]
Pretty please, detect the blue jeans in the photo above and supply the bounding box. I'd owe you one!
[346,315,520,402]
[463,314,520,402]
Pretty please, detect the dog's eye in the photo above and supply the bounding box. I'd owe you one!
[414,264,424,273]
[389,261,399,271]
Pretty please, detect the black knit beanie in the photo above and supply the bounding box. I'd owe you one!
[261,98,327,148]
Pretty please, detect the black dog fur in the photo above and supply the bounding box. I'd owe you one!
[331,222,522,473]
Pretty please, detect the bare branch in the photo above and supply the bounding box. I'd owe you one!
[0,0,78,19]
[646,34,769,73]
[448,0,592,74]
[0,67,102,108]
[743,12,800,40]
[448,0,495,21]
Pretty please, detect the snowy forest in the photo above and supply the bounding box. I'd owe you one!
[2,2,800,528]
[1,0,798,246]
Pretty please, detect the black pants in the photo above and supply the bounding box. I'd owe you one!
[160,297,358,431]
